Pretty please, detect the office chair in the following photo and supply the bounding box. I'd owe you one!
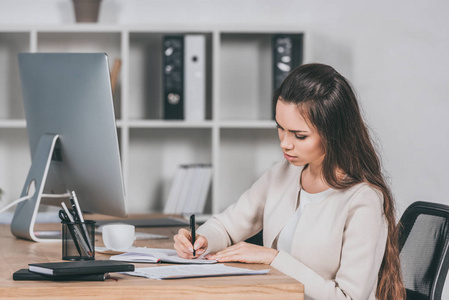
[399,201,449,300]
[245,230,263,246]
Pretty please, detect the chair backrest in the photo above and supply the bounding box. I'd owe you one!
[399,201,449,300]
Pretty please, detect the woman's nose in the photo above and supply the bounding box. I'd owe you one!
[280,133,293,150]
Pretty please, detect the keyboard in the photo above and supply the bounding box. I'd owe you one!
[134,232,168,240]
[95,228,168,240]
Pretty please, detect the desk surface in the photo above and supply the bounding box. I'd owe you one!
[0,215,304,299]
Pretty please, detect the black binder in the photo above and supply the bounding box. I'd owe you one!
[13,269,110,281]
[163,35,184,119]
[272,34,304,90]
[28,260,134,276]
[272,34,304,118]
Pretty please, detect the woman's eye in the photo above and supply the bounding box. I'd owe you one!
[295,135,307,140]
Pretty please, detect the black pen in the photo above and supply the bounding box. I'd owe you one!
[70,191,93,253]
[190,214,196,257]
[59,209,82,256]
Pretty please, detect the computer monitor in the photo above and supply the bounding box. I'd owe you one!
[11,53,127,242]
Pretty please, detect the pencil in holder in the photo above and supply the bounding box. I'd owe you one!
[61,220,96,261]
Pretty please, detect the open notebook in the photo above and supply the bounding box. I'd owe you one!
[108,248,217,264]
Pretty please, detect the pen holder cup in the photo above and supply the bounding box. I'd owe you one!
[61,220,96,261]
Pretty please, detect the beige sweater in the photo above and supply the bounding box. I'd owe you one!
[197,159,387,300]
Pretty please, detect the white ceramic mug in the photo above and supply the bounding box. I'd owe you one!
[101,223,135,251]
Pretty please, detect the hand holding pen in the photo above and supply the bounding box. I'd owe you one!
[173,215,208,259]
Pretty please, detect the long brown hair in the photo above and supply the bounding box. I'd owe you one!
[274,63,405,299]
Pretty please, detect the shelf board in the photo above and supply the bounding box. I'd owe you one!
[219,120,276,129]
[125,120,214,129]
[0,24,303,34]
[0,119,276,130]
[0,119,27,128]
[0,24,123,33]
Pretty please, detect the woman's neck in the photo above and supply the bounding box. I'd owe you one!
[301,164,330,194]
[307,162,322,178]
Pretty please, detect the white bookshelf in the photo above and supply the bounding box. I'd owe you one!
[0,25,302,214]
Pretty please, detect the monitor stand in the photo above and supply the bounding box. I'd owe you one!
[10,134,64,242]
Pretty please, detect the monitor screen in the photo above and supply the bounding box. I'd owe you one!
[12,53,127,241]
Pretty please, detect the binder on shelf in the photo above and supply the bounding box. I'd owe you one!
[183,166,204,213]
[193,166,212,213]
[272,34,304,118]
[175,166,196,213]
[163,35,184,120]
[184,34,206,121]
[164,165,188,214]
[164,164,212,215]
[162,34,206,121]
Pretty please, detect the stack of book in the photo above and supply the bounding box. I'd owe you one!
[164,164,212,215]
[13,260,134,281]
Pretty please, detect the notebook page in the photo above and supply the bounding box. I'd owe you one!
[122,264,270,279]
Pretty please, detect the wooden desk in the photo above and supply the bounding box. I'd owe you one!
[0,217,304,299]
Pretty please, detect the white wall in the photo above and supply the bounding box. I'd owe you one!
[1,0,449,293]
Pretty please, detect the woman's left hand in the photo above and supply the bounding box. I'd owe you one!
[204,242,279,264]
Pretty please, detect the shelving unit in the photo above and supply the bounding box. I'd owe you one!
[0,25,303,215]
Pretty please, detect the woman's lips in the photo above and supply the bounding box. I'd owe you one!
[284,153,296,161]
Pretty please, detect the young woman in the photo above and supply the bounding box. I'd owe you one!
[174,63,405,299]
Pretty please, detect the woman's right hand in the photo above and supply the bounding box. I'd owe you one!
[173,228,208,259]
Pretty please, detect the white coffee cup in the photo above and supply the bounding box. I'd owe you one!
[101,223,135,251]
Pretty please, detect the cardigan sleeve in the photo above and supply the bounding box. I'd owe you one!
[271,186,388,300]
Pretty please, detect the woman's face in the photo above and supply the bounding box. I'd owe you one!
[275,100,325,167]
